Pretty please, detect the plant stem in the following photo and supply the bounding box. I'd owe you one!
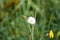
[31,25,34,40]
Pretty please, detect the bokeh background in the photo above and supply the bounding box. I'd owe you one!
[0,0,60,40]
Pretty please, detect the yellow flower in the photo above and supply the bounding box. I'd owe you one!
[49,30,54,38]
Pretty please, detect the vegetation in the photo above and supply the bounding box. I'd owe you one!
[0,0,60,40]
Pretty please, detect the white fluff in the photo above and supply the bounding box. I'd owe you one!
[27,17,36,24]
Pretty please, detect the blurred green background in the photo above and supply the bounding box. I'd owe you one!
[0,0,60,40]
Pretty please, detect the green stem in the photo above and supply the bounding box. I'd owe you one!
[31,25,34,40]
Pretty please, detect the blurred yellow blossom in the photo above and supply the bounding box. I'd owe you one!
[49,30,54,38]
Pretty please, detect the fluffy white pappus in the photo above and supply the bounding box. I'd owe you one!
[27,17,36,24]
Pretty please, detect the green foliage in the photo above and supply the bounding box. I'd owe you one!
[0,0,60,40]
